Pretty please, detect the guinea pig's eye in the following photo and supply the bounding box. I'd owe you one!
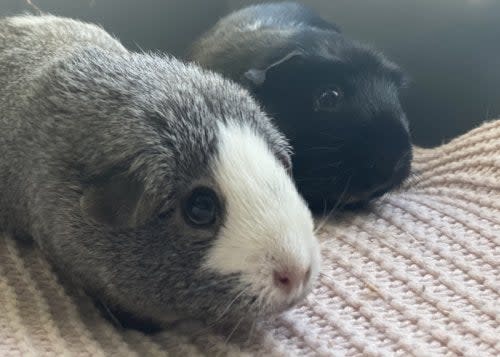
[183,187,219,228]
[313,87,343,112]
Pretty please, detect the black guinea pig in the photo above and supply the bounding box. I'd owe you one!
[189,2,413,211]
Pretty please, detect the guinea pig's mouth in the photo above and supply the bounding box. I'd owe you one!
[95,272,314,333]
[341,189,388,210]
[195,289,303,331]
[345,184,393,205]
[214,272,315,324]
[342,168,412,209]
[297,158,413,212]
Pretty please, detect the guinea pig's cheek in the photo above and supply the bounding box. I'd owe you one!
[202,228,259,275]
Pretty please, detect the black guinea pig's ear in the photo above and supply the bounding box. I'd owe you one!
[80,172,158,229]
[243,50,304,87]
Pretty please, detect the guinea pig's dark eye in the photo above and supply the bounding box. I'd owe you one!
[183,187,219,227]
[314,87,343,112]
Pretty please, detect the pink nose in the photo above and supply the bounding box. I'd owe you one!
[273,266,312,294]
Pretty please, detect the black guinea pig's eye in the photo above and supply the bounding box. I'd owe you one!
[183,187,219,227]
[313,87,343,112]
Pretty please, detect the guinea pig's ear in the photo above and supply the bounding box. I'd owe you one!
[80,172,158,229]
[243,50,304,87]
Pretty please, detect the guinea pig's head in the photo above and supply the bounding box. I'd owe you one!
[243,31,412,210]
[58,51,320,329]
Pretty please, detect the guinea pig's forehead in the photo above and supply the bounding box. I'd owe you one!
[156,118,218,175]
[179,130,218,167]
[318,39,393,73]
[349,50,402,80]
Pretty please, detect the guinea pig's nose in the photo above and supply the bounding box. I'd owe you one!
[273,266,311,294]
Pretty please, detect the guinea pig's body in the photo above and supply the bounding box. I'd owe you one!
[189,2,413,210]
[0,15,320,329]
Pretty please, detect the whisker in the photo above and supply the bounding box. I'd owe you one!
[216,288,248,322]
[295,177,330,183]
[405,170,424,187]
[191,276,237,292]
[246,320,257,344]
[96,299,123,329]
[223,316,244,349]
[304,162,342,174]
[133,41,147,54]
[319,132,345,142]
[26,0,43,14]
[191,287,249,337]
[314,175,352,234]
[303,146,341,152]
[394,150,411,171]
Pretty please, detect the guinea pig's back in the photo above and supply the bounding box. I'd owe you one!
[0,15,126,230]
[215,2,336,32]
[0,15,126,89]
[188,2,338,83]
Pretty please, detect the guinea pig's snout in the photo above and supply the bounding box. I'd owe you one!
[265,239,320,310]
[350,113,412,200]
[368,149,410,183]
[273,265,312,295]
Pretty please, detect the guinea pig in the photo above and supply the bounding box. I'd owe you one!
[0,15,320,330]
[188,2,413,211]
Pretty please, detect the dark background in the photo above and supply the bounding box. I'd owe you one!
[2,0,499,147]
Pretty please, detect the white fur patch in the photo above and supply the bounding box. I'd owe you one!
[203,121,321,307]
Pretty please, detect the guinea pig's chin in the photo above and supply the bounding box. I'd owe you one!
[333,191,383,209]
[199,249,320,322]
[232,281,313,320]
[342,194,373,206]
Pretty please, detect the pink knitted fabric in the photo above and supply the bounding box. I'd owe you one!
[1,120,499,356]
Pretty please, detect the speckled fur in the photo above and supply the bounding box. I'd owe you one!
[0,15,317,330]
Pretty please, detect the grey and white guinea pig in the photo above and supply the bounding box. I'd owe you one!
[189,2,413,211]
[0,15,320,330]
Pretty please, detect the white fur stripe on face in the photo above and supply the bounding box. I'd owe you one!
[202,121,320,298]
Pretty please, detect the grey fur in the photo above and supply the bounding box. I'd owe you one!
[0,15,292,328]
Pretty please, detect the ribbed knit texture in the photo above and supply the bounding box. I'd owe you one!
[1,119,499,357]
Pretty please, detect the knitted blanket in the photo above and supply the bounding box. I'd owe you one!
[1,119,499,357]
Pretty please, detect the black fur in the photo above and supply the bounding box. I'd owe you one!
[189,2,413,210]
